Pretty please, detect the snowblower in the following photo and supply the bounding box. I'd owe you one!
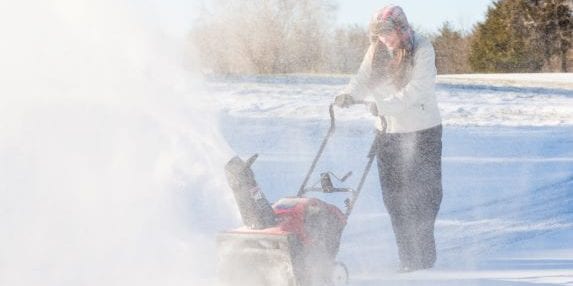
[218,102,382,286]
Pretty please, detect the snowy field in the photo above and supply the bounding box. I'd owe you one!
[208,73,573,285]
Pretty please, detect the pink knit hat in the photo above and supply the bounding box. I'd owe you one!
[370,5,414,50]
[373,6,410,33]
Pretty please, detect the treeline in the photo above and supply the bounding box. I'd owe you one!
[471,0,573,72]
[190,0,573,74]
[189,0,364,74]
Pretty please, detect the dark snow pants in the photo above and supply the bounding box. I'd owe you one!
[376,124,443,270]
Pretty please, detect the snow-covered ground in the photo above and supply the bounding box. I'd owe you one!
[439,73,573,90]
[210,73,573,127]
[209,73,573,285]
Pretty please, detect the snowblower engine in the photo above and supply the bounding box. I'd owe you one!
[218,154,347,286]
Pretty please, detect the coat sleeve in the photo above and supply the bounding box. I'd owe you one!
[376,41,437,116]
[342,45,374,101]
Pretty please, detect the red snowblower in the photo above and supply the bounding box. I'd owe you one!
[218,103,381,286]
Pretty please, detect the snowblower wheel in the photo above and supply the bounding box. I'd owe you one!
[331,262,349,286]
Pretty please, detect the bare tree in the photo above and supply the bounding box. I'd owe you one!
[328,25,369,73]
[432,22,472,74]
[190,0,336,74]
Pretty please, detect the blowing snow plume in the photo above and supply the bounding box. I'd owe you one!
[0,1,236,285]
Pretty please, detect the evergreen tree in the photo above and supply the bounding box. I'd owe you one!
[534,0,573,71]
[470,0,544,72]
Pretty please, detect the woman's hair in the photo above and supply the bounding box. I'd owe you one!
[367,5,415,89]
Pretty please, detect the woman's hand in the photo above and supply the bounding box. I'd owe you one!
[334,93,354,108]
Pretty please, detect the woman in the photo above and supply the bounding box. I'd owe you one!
[335,5,443,272]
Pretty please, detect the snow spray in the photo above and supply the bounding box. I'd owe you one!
[0,1,238,285]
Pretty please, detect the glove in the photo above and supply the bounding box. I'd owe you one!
[334,93,354,108]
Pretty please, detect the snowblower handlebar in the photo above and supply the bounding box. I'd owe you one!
[331,100,378,118]
[350,100,379,117]
[303,187,354,193]
[298,101,379,198]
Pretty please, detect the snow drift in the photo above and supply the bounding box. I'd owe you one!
[0,1,236,285]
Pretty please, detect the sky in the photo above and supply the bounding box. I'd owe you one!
[337,0,496,33]
[180,0,496,36]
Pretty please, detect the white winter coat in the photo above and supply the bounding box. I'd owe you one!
[344,34,442,133]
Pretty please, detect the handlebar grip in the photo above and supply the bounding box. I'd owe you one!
[328,103,335,124]
[335,100,378,117]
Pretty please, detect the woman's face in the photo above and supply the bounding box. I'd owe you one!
[378,30,400,50]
